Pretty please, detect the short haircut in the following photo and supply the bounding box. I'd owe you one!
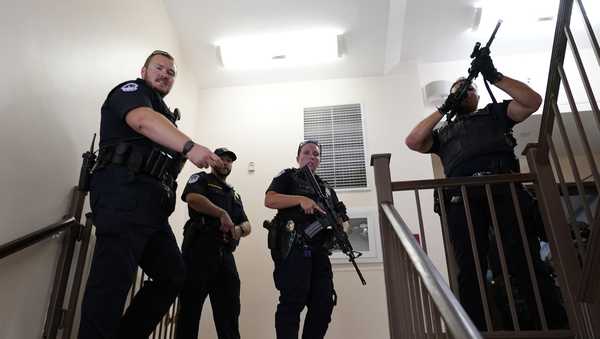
[450,77,477,94]
[297,140,321,157]
[143,50,174,68]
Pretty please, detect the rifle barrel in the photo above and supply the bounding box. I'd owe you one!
[485,20,503,48]
[446,19,502,122]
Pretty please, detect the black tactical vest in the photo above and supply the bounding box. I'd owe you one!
[276,169,334,231]
[435,103,517,177]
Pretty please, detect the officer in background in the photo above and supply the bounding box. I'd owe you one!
[78,50,223,339]
[265,140,345,339]
[405,51,566,330]
[175,147,251,339]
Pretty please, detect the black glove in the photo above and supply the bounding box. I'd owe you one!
[438,91,463,115]
[469,47,503,84]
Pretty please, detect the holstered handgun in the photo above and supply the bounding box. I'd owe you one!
[264,218,296,260]
[263,220,279,250]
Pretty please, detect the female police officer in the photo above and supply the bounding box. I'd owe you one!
[265,140,344,339]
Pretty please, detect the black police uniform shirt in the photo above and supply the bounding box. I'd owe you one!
[91,78,181,225]
[428,100,519,177]
[182,172,248,239]
[100,78,178,156]
[266,168,340,236]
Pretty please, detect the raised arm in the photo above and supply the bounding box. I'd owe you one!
[405,90,461,153]
[471,50,542,123]
[494,76,542,123]
[405,110,444,153]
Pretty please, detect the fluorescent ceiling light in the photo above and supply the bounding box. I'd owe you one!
[216,28,343,70]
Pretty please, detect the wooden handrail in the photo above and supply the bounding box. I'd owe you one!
[0,217,77,260]
[391,173,536,191]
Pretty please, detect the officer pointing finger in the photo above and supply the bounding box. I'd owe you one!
[78,50,215,339]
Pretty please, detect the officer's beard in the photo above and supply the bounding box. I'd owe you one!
[457,100,477,115]
[143,76,171,97]
[214,167,231,181]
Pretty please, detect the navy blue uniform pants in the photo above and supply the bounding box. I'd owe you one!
[271,243,336,339]
[175,234,241,339]
[78,168,185,339]
[446,184,566,330]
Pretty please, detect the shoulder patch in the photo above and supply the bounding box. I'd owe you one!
[187,174,200,184]
[120,82,139,93]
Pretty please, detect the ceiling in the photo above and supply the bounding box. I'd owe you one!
[162,0,599,161]
[164,0,598,89]
[163,0,391,88]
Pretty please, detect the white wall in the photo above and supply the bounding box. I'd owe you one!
[0,0,202,338]
[180,63,450,338]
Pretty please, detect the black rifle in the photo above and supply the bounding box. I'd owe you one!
[78,133,97,192]
[446,20,502,122]
[300,166,367,286]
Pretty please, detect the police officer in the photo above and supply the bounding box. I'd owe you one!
[265,140,344,339]
[78,50,224,339]
[405,52,566,330]
[175,147,251,339]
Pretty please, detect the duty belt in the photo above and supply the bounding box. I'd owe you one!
[96,143,183,189]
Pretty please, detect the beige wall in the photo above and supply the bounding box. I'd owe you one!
[0,0,201,338]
